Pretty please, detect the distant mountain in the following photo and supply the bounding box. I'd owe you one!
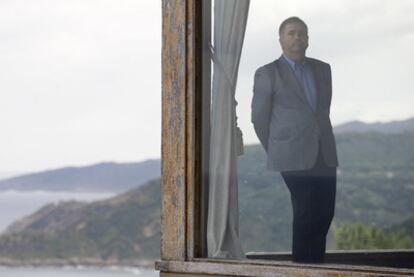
[2,117,411,192]
[0,172,26,180]
[0,132,413,261]
[0,160,160,193]
[0,179,160,261]
[334,117,414,134]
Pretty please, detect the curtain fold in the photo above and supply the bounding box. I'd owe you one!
[207,0,250,259]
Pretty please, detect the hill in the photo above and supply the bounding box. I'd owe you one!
[334,117,414,134]
[0,160,160,193]
[237,132,414,252]
[1,117,411,193]
[0,131,413,260]
[0,179,160,261]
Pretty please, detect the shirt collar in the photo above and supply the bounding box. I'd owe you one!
[282,54,306,70]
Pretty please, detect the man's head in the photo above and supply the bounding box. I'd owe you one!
[279,17,308,62]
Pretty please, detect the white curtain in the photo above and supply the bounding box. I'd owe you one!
[207,0,250,259]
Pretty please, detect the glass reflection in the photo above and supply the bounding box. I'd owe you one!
[203,0,414,262]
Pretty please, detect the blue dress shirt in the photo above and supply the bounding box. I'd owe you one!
[282,55,318,111]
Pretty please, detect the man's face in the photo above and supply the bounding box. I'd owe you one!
[279,22,308,58]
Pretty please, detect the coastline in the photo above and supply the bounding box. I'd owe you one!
[0,257,155,270]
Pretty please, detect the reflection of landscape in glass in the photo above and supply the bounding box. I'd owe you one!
[231,1,414,253]
[237,128,414,252]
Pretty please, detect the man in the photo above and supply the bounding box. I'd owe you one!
[251,16,338,263]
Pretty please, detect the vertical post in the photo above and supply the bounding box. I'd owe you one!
[186,0,197,260]
[200,0,212,258]
[191,0,211,259]
[161,0,188,261]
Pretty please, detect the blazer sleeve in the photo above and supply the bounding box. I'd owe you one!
[251,66,273,152]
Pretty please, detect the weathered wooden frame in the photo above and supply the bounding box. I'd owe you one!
[158,0,414,276]
[160,0,203,261]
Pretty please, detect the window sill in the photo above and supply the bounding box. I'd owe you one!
[155,250,414,277]
[246,249,414,268]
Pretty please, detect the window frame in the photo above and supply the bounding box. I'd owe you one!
[157,0,414,275]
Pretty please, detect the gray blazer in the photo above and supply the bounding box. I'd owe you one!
[251,56,338,171]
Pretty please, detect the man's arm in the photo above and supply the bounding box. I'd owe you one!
[251,66,273,152]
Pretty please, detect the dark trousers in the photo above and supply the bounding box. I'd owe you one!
[281,149,336,263]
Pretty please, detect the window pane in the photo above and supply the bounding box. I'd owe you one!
[203,0,414,262]
[236,0,414,254]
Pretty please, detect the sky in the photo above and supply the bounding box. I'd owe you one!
[237,0,414,144]
[1,0,413,173]
[0,1,161,173]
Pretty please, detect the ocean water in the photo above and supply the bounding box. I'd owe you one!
[0,267,157,277]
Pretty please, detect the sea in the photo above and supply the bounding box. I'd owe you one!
[0,267,157,277]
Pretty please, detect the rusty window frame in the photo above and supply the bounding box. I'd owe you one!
[158,0,414,275]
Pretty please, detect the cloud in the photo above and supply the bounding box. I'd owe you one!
[0,0,161,171]
[235,0,414,143]
[1,0,413,170]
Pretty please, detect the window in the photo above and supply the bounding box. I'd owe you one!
[157,0,414,275]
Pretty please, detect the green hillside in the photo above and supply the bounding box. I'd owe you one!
[237,132,414,252]
[0,179,160,261]
[0,132,412,261]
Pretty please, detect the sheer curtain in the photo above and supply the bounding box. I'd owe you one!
[207,0,250,259]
